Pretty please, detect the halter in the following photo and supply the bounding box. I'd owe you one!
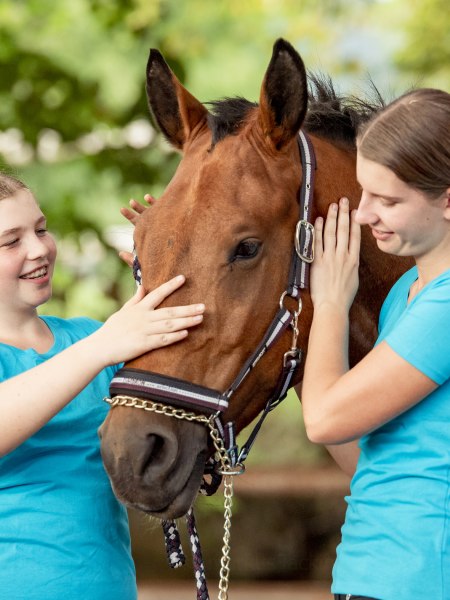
[105,129,316,599]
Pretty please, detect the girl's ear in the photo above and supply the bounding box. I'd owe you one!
[443,187,450,221]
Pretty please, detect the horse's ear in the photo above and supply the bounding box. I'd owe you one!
[258,39,308,151]
[146,49,208,150]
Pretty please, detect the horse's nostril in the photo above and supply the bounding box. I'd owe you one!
[145,433,164,463]
[137,433,177,479]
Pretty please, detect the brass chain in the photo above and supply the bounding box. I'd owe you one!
[104,395,235,599]
[204,413,234,600]
[217,475,233,600]
[104,395,211,425]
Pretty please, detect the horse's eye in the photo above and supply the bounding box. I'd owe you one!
[232,239,261,261]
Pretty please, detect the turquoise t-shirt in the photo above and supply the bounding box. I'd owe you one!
[0,316,137,600]
[332,267,450,600]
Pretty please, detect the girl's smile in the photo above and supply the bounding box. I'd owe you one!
[20,264,50,282]
[370,227,394,241]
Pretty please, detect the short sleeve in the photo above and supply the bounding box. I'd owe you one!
[384,275,450,384]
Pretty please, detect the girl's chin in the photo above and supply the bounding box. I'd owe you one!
[26,288,53,308]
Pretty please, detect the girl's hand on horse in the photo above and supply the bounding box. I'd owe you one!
[92,275,205,366]
[310,197,361,313]
[119,194,157,267]
[120,194,156,225]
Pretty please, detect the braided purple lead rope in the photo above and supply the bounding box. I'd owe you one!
[186,508,210,600]
[162,510,210,600]
[162,519,185,568]
[160,418,235,598]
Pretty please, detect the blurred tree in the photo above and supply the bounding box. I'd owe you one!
[394,0,450,89]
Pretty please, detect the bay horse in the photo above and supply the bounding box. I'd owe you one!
[99,39,410,520]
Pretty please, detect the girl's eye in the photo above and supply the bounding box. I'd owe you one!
[36,229,48,236]
[2,239,19,248]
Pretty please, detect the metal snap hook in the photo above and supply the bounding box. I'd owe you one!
[214,463,246,476]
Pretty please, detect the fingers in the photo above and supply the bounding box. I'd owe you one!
[118,250,134,267]
[150,330,189,349]
[349,209,361,258]
[314,215,324,260]
[134,276,205,317]
[143,194,157,206]
[317,198,353,256]
[120,206,139,225]
[120,196,155,225]
[150,303,205,323]
[336,197,350,255]
[129,198,148,214]
[121,284,145,308]
[150,312,204,333]
[144,307,205,351]
[143,275,187,309]
[310,198,360,311]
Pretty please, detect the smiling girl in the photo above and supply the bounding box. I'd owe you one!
[0,174,204,599]
[300,88,450,600]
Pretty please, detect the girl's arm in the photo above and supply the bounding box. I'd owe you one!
[0,277,204,456]
[324,441,360,478]
[301,198,437,445]
[295,383,360,477]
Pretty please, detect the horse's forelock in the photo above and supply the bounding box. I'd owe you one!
[206,97,258,147]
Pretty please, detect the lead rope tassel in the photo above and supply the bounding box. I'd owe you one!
[186,508,210,600]
[162,519,185,568]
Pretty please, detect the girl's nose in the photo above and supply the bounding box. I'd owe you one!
[26,234,49,260]
[354,191,377,226]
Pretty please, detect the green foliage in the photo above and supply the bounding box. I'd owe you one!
[394,0,450,89]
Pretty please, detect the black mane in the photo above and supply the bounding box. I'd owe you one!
[206,72,385,148]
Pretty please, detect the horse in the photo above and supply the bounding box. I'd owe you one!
[99,39,411,520]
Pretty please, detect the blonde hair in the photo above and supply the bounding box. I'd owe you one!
[0,172,29,200]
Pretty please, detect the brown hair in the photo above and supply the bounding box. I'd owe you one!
[357,88,450,200]
[0,172,28,201]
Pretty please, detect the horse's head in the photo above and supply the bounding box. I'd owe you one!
[99,39,409,518]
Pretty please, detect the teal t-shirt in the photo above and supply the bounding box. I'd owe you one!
[0,316,137,600]
[332,267,450,600]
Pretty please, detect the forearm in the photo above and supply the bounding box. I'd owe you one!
[296,378,359,477]
[325,441,360,478]
[301,303,350,442]
[0,334,108,456]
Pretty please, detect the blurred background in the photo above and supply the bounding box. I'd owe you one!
[1,0,448,598]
